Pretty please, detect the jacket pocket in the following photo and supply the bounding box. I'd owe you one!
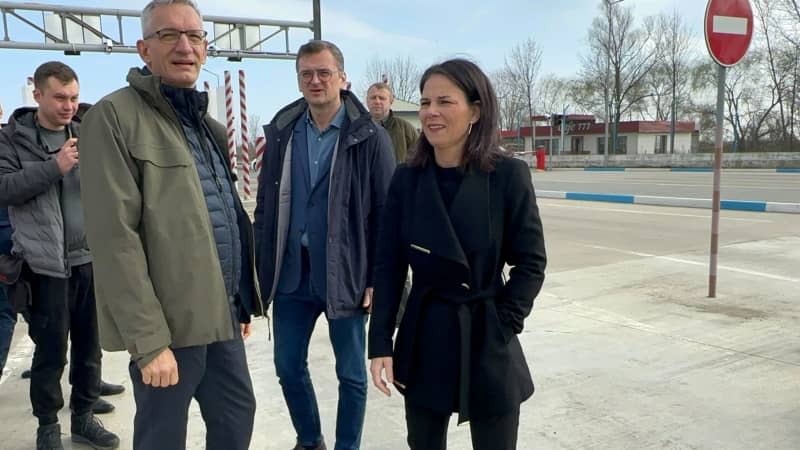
[488,300,514,344]
[128,145,193,168]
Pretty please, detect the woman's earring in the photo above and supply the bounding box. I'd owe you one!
[468,122,473,135]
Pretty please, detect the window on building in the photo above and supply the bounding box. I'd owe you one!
[597,137,605,155]
[571,136,584,153]
[655,135,667,154]
[615,136,628,154]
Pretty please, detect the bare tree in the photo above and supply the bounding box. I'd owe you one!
[773,0,800,49]
[649,10,695,152]
[360,55,421,102]
[492,69,526,131]
[755,0,799,150]
[535,75,573,117]
[503,37,543,128]
[692,54,782,151]
[248,114,262,159]
[576,2,660,152]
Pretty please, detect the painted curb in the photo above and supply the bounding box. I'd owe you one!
[537,190,799,214]
[570,167,800,172]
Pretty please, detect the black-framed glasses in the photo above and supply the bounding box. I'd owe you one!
[298,69,340,83]
[144,28,207,45]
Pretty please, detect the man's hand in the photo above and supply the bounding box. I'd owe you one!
[370,357,395,397]
[55,138,79,175]
[240,323,252,340]
[362,287,374,313]
[140,348,179,388]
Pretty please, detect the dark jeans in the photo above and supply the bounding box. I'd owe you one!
[24,262,101,425]
[274,269,368,450]
[0,225,14,378]
[405,401,520,450]
[129,337,255,450]
[0,290,15,378]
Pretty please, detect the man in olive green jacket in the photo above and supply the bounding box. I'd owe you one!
[366,82,418,163]
[79,1,259,449]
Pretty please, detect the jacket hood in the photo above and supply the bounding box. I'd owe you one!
[5,107,80,144]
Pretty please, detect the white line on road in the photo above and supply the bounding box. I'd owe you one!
[581,244,799,283]
[537,179,799,191]
[541,201,773,223]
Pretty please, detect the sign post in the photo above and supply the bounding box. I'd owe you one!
[704,0,753,298]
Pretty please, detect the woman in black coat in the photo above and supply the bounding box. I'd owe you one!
[368,58,547,450]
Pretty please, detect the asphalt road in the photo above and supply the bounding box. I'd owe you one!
[533,169,800,203]
[1,199,798,449]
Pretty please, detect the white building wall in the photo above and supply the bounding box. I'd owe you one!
[635,133,694,154]
[526,132,694,155]
[674,134,693,153]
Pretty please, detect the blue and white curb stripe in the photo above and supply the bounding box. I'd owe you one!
[537,190,800,214]
[577,167,800,173]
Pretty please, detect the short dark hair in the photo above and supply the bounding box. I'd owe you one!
[409,58,503,172]
[295,40,344,72]
[33,61,79,90]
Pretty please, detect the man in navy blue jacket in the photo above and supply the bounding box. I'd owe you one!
[254,40,395,450]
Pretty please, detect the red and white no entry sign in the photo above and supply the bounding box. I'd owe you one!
[705,0,754,67]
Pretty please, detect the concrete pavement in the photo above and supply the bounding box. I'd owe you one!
[1,199,799,449]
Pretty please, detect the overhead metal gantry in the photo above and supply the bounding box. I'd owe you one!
[0,1,322,61]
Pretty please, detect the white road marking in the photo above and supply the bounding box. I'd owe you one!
[713,15,749,35]
[537,179,799,191]
[540,201,773,223]
[581,244,799,283]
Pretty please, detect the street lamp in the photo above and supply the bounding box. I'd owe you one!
[604,0,625,159]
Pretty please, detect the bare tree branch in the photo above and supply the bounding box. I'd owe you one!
[503,37,543,127]
[360,55,421,103]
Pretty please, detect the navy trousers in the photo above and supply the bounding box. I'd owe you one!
[129,334,255,450]
[0,225,13,379]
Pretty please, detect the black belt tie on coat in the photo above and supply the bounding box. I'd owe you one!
[434,286,501,425]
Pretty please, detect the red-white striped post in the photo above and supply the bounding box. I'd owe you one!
[224,71,237,177]
[239,70,251,199]
[255,136,265,173]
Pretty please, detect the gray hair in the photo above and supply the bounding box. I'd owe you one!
[141,0,203,36]
[296,40,345,72]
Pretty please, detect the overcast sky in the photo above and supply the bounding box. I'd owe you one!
[0,0,708,127]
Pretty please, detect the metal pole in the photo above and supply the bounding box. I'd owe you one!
[709,65,726,298]
[560,106,567,155]
[547,115,553,170]
[611,101,617,155]
[312,0,321,39]
[670,65,677,153]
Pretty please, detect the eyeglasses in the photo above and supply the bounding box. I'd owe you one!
[144,28,207,45]
[298,69,340,83]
